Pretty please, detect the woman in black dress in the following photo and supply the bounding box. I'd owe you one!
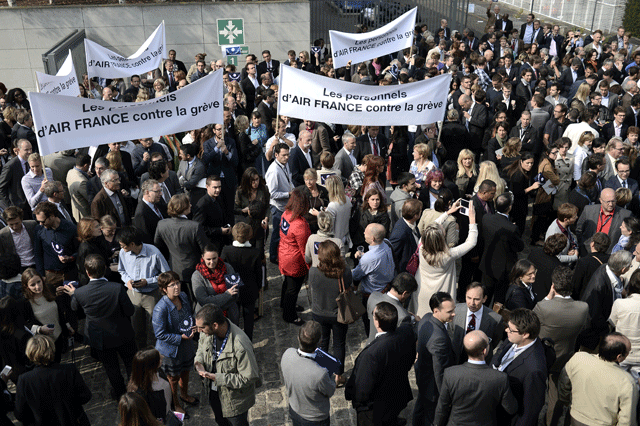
[387,126,410,186]
[505,153,542,235]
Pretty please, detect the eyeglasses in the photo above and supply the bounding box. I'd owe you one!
[167,282,180,288]
[506,327,520,334]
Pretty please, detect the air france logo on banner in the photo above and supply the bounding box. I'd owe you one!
[281,218,290,236]
[224,46,242,56]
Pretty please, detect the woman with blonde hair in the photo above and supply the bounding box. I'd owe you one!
[152,78,168,99]
[410,143,436,188]
[412,201,477,317]
[326,175,352,254]
[135,90,149,103]
[499,136,522,173]
[574,82,592,107]
[573,131,594,181]
[473,161,506,198]
[456,149,477,197]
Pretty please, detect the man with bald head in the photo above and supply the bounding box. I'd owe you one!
[559,332,638,426]
[576,187,631,254]
[434,330,517,426]
[352,223,396,337]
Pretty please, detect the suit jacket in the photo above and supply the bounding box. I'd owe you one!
[415,314,455,402]
[557,68,583,96]
[572,252,609,300]
[491,339,547,426]
[440,121,471,163]
[354,133,389,164]
[256,101,276,131]
[90,188,131,227]
[449,304,503,365]
[366,291,414,344]
[496,18,514,34]
[345,324,416,423]
[12,124,38,151]
[579,263,618,350]
[433,362,517,426]
[509,125,540,157]
[601,121,629,143]
[139,171,183,204]
[466,103,488,154]
[479,213,524,280]
[624,106,640,128]
[71,278,135,350]
[527,247,561,302]
[176,157,206,204]
[86,175,102,202]
[133,200,166,245]
[288,146,314,188]
[534,297,589,374]
[192,194,231,241]
[576,204,631,253]
[0,220,37,261]
[300,123,331,162]
[334,147,355,184]
[605,175,639,199]
[389,219,418,274]
[66,168,91,221]
[43,152,75,206]
[154,217,210,282]
[14,363,91,426]
[0,155,29,213]
[90,145,135,182]
[257,60,280,79]
[240,77,258,111]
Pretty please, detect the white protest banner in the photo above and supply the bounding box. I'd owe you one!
[85,21,166,79]
[277,65,450,126]
[35,50,81,97]
[329,7,416,69]
[30,70,224,156]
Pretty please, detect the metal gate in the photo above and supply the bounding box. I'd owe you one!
[41,29,86,78]
[310,0,470,45]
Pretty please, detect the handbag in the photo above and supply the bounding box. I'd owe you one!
[336,277,366,324]
[406,242,421,276]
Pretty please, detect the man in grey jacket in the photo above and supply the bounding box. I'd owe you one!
[281,321,336,426]
[389,172,417,227]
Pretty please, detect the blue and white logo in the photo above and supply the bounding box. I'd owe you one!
[225,46,242,56]
[229,72,241,82]
[281,218,290,235]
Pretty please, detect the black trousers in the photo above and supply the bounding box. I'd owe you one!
[281,275,305,322]
[93,339,137,397]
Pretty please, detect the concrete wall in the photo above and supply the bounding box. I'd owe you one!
[0,1,310,93]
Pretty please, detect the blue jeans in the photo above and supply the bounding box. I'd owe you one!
[289,405,330,426]
[312,313,348,375]
[270,206,283,263]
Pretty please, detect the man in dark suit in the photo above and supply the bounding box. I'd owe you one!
[240,63,259,112]
[87,157,107,201]
[366,273,418,344]
[434,330,517,426]
[413,292,456,426]
[515,69,534,112]
[579,250,633,351]
[439,110,471,163]
[509,111,540,159]
[519,14,534,43]
[601,107,629,141]
[192,175,232,245]
[133,179,167,245]
[257,50,280,79]
[449,282,503,365]
[140,156,183,206]
[162,59,178,92]
[604,158,638,199]
[91,169,131,228]
[201,123,239,220]
[65,254,136,400]
[533,266,589,426]
[576,188,632,254]
[465,32,480,51]
[256,89,276,133]
[300,120,332,163]
[623,95,640,128]
[571,232,610,300]
[479,193,525,305]
[345,302,416,426]
[459,94,487,157]
[0,139,32,216]
[0,206,37,271]
[389,199,422,274]
[11,111,38,153]
[288,132,314,187]
[492,308,547,426]
[557,59,584,96]
[496,14,514,34]
[354,126,388,164]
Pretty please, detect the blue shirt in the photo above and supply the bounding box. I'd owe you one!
[118,243,170,293]
[351,240,395,294]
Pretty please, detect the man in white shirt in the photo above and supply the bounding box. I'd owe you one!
[265,143,293,264]
[0,206,36,271]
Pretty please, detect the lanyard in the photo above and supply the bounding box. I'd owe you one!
[597,213,613,233]
[213,327,230,361]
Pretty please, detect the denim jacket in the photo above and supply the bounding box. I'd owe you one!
[152,292,192,358]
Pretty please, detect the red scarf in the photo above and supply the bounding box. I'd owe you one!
[196,258,227,294]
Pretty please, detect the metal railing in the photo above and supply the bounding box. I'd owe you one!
[41,29,86,78]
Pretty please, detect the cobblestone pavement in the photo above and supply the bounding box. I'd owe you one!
[7,257,418,426]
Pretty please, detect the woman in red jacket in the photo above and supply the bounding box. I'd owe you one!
[279,188,311,325]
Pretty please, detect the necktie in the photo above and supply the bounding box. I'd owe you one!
[623,180,627,188]
[466,313,476,333]
[153,204,163,219]
[498,345,519,371]
[59,204,71,222]
[371,138,379,156]
[23,161,29,175]
[169,72,173,86]
[161,183,171,204]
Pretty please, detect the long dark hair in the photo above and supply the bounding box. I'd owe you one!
[509,259,535,287]
[506,152,535,179]
[317,240,345,279]
[390,126,409,144]
[118,392,162,426]
[624,217,640,250]
[285,188,310,221]
[238,167,265,197]
[127,348,161,394]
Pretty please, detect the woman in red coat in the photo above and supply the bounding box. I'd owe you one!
[279,188,311,325]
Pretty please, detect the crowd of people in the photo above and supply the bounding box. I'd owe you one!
[0,7,638,426]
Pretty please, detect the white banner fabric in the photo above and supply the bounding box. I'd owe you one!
[277,65,451,126]
[329,7,417,69]
[35,50,81,97]
[85,22,166,79]
[30,69,224,156]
